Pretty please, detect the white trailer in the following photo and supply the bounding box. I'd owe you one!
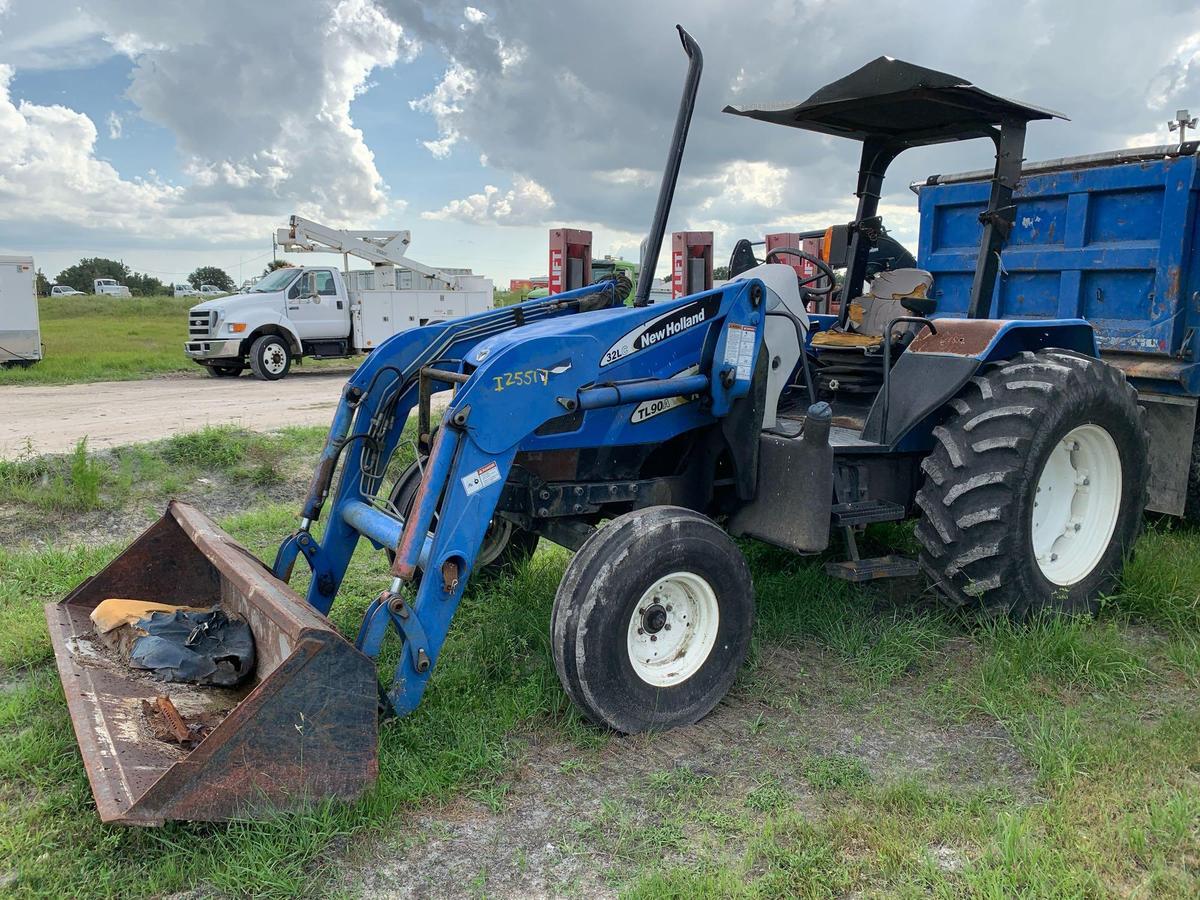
[183,216,494,380]
[0,255,41,366]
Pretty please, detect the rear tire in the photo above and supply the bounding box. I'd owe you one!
[384,461,539,574]
[249,335,291,381]
[915,349,1148,619]
[551,506,754,733]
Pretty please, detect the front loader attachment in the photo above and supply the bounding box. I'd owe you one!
[44,501,378,825]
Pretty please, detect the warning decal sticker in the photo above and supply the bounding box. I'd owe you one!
[723,323,756,381]
[461,461,501,496]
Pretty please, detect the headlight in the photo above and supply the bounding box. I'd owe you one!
[228,322,247,333]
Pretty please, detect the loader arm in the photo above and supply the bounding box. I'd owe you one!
[278,278,766,717]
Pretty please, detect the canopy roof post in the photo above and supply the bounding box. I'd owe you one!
[966,121,1027,319]
[841,139,899,316]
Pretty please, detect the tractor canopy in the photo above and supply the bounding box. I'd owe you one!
[724,57,1066,321]
[722,56,1064,146]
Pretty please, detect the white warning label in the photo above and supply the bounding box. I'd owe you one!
[724,323,755,380]
[461,461,501,496]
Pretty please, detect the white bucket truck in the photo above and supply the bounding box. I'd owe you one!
[184,216,493,379]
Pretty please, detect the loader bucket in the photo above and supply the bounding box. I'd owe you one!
[44,501,378,825]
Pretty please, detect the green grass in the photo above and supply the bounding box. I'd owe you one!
[0,294,359,385]
[0,295,197,384]
[0,437,105,511]
[0,426,327,523]
[0,437,1199,896]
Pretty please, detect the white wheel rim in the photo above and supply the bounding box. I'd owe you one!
[262,344,287,375]
[1031,423,1122,586]
[626,571,719,687]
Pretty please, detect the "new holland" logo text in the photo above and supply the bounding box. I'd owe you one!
[600,297,720,367]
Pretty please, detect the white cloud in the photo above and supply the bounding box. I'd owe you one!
[410,62,477,158]
[422,174,554,225]
[0,64,278,243]
[0,0,414,255]
[1146,31,1200,109]
[697,161,789,211]
[598,167,656,187]
[464,6,487,24]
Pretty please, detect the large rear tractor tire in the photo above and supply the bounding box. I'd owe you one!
[915,349,1148,619]
[385,460,539,575]
[551,506,754,733]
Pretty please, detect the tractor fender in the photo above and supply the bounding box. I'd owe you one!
[906,317,1097,362]
[861,318,1097,446]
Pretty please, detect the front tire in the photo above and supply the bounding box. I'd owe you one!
[248,334,292,381]
[915,349,1148,619]
[551,506,754,733]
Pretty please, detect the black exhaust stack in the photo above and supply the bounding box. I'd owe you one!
[634,25,703,307]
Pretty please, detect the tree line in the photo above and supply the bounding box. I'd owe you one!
[37,258,294,296]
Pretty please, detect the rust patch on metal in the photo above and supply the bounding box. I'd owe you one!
[1103,351,1189,386]
[1168,266,1181,301]
[142,695,220,747]
[514,449,580,482]
[441,559,461,594]
[907,319,1007,356]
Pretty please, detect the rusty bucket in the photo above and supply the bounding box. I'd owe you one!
[44,501,378,825]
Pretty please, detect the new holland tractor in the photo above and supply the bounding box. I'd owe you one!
[47,28,1148,825]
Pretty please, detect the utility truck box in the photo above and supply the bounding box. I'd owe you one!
[184,215,495,380]
[0,255,41,366]
[916,143,1200,516]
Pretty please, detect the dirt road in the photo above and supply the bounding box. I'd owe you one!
[0,372,350,458]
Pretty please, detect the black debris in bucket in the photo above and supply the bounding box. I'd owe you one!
[129,609,255,686]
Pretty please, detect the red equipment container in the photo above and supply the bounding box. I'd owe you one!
[548,229,592,295]
[670,231,713,298]
[765,232,823,280]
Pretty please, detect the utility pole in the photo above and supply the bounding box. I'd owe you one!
[1169,109,1197,142]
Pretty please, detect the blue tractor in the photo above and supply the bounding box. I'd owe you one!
[47,29,1148,825]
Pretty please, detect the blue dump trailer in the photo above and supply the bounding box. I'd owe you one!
[916,144,1200,518]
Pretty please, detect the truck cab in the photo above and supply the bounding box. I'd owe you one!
[93,278,131,297]
[185,265,352,380]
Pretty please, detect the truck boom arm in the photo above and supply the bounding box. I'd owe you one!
[276,215,461,289]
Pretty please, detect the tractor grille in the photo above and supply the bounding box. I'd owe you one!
[188,309,215,339]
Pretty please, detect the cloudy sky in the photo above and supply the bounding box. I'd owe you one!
[1,0,1198,286]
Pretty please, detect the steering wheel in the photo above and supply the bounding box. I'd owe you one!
[765,247,838,297]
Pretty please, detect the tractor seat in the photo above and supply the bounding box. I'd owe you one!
[811,268,934,350]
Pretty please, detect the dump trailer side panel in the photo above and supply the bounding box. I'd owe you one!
[917,148,1200,514]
